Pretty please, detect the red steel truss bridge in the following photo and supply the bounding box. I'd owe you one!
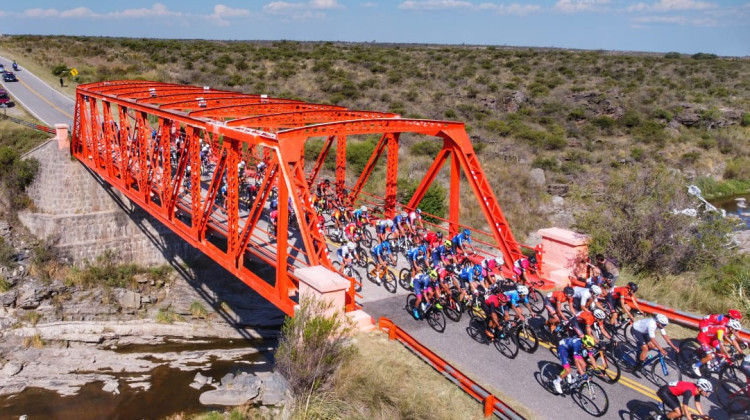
[71,80,541,316]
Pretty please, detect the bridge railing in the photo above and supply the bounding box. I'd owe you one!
[378,317,527,420]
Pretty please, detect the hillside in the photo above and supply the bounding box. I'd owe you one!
[1,35,749,315]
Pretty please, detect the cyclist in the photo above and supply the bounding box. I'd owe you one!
[336,242,355,268]
[343,220,360,243]
[452,228,476,257]
[375,219,389,243]
[458,264,482,294]
[513,254,537,284]
[423,230,440,249]
[407,208,425,234]
[269,208,279,240]
[572,285,603,312]
[544,286,575,332]
[569,309,611,341]
[605,281,642,325]
[393,211,409,238]
[655,379,712,420]
[632,314,680,372]
[352,205,369,225]
[692,318,744,377]
[483,284,509,340]
[316,178,331,198]
[503,285,532,323]
[331,206,348,231]
[552,335,597,394]
[481,255,505,284]
[412,271,433,319]
[406,245,428,278]
[430,239,449,268]
[370,241,391,285]
[699,308,742,330]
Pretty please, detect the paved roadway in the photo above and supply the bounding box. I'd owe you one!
[0,55,74,127]
[7,62,734,420]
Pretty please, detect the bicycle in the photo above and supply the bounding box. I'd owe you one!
[406,293,446,333]
[612,341,682,386]
[718,377,750,414]
[539,361,610,417]
[466,314,519,359]
[438,286,464,323]
[679,337,748,381]
[509,317,539,354]
[629,399,716,420]
[365,262,397,293]
[587,340,622,384]
[332,260,362,293]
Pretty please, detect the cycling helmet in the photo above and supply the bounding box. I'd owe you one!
[386,220,394,227]
[516,285,529,296]
[593,309,606,320]
[528,254,538,265]
[590,285,602,296]
[696,378,713,393]
[416,208,422,214]
[360,205,367,212]
[729,309,743,320]
[627,282,638,293]
[728,319,742,331]
[339,206,345,211]
[347,242,356,251]
[581,335,596,348]
[401,211,408,218]
[655,314,669,326]
[444,264,456,274]
[490,283,501,295]
[324,179,330,184]
[429,269,438,279]
[436,232,443,239]
[463,228,471,236]
[381,241,391,251]
[563,286,575,297]
[494,257,504,266]
[444,240,452,247]
[473,265,483,276]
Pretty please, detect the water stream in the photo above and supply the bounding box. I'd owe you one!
[0,337,277,420]
[711,193,750,229]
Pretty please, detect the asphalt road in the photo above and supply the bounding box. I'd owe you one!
[0,55,74,127]
[4,61,734,420]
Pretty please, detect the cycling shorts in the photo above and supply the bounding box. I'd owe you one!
[633,329,650,347]
[604,295,618,313]
[656,385,681,411]
[697,335,720,354]
[543,300,560,319]
[414,281,429,297]
[557,344,582,369]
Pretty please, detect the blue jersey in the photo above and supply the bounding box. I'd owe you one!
[431,246,445,266]
[375,221,387,234]
[393,214,406,225]
[413,273,431,295]
[503,290,528,307]
[557,337,584,368]
[459,266,476,282]
[452,233,472,248]
[406,247,420,260]
[372,243,389,258]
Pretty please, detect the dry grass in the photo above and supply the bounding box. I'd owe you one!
[22,333,44,349]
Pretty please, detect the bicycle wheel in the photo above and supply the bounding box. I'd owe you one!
[362,229,373,248]
[718,379,748,409]
[722,362,750,384]
[405,293,417,314]
[528,288,545,314]
[495,327,519,359]
[539,362,563,395]
[516,323,539,354]
[427,307,446,333]
[678,338,703,378]
[332,261,341,271]
[350,268,362,293]
[611,340,639,373]
[443,297,463,322]
[383,269,397,293]
[629,401,661,420]
[356,250,368,268]
[399,268,412,291]
[592,349,621,384]
[573,380,609,417]
[727,395,750,415]
[468,302,486,321]
[365,262,379,284]
[467,317,490,344]
[648,355,682,387]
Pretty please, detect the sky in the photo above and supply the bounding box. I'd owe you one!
[0,1,748,56]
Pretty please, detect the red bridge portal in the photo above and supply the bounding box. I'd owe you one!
[71,80,539,316]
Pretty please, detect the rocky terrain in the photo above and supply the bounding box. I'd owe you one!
[0,216,289,413]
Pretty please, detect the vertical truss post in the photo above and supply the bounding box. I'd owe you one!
[226,138,240,257]
[101,103,116,179]
[188,127,203,239]
[86,96,101,169]
[159,118,173,214]
[117,106,132,190]
[276,165,290,300]
[335,135,347,194]
[449,147,461,238]
[384,133,399,218]
[135,112,149,201]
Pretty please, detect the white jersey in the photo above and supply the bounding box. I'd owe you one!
[573,286,592,303]
[633,318,666,339]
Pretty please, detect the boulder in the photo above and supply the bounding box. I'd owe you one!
[190,372,209,390]
[199,388,261,406]
[102,380,120,394]
[2,361,23,377]
[118,291,141,311]
[0,290,18,307]
[220,373,235,387]
[547,184,569,196]
[260,372,288,406]
[529,168,546,187]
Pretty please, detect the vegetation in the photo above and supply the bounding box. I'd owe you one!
[22,333,44,349]
[189,301,209,319]
[63,249,172,290]
[0,146,39,210]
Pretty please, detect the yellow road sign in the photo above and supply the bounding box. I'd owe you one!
[70,68,79,76]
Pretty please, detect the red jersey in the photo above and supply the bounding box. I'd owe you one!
[576,311,595,326]
[667,381,700,399]
[424,231,438,247]
[610,286,632,300]
[485,294,508,309]
[548,290,567,305]
[697,324,727,344]
[699,313,729,330]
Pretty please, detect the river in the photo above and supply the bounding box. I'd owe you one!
[712,193,750,229]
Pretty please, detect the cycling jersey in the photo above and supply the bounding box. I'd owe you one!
[667,381,701,404]
[610,286,633,300]
[697,324,727,345]
[270,198,278,211]
[699,313,729,330]
[408,211,420,225]
[336,246,351,262]
[431,245,446,267]
[557,337,584,369]
[569,311,595,337]
[572,286,594,310]
[413,274,431,297]
[484,294,507,314]
[371,243,390,261]
[546,290,567,306]
[375,221,387,234]
[503,290,528,307]
[458,266,476,288]
[344,222,357,238]
[352,208,365,221]
[424,231,438,247]
[269,209,279,222]
[633,318,666,339]
[452,233,471,249]
[482,258,499,274]
[393,214,406,225]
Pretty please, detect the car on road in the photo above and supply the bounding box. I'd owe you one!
[0,64,4,73]
[3,72,17,82]
[0,89,10,106]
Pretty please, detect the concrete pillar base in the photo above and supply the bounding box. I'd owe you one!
[346,310,376,332]
[55,124,69,151]
[538,227,590,288]
[294,266,351,317]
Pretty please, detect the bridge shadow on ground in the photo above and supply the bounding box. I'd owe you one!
[82,165,286,343]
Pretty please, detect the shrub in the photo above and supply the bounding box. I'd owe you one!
[0,237,16,267]
[742,114,750,127]
[51,64,69,76]
[189,302,208,319]
[631,147,645,162]
[692,52,718,60]
[410,140,442,157]
[0,275,9,293]
[397,178,446,223]
[532,157,559,172]
[664,52,681,59]
[275,295,354,398]
[23,334,44,349]
[486,119,512,136]
[724,157,750,181]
